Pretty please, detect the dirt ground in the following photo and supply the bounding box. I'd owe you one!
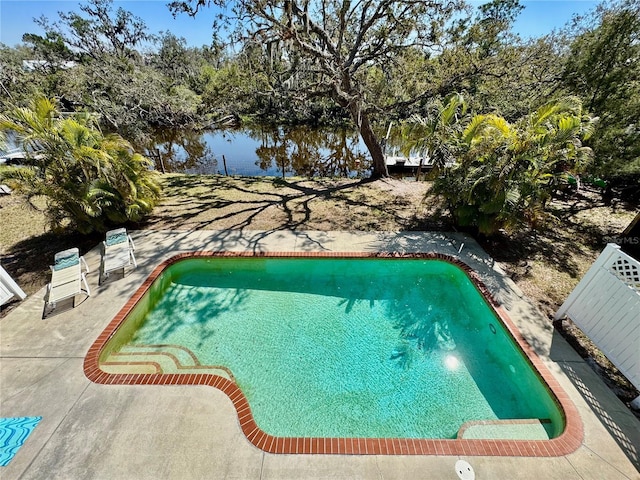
[1,173,638,413]
[141,175,440,232]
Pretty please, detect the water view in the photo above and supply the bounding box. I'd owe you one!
[147,125,372,178]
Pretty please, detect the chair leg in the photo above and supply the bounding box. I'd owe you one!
[99,271,110,286]
[43,285,51,318]
[42,301,56,319]
[82,273,91,297]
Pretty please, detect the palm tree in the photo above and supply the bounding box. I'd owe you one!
[431,97,596,235]
[0,96,161,233]
[89,135,161,225]
[400,93,468,179]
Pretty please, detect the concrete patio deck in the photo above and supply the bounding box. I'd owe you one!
[1,230,639,479]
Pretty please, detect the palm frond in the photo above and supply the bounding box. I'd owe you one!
[462,115,487,144]
[0,95,161,234]
[580,115,599,140]
[440,93,466,126]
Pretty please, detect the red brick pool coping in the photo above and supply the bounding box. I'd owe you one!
[83,251,583,457]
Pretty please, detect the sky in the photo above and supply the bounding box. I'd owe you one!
[0,0,601,48]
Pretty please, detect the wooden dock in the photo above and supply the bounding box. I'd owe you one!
[385,155,435,169]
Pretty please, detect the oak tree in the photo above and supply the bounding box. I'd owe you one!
[169,0,465,178]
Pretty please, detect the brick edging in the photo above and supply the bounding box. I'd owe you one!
[83,251,583,456]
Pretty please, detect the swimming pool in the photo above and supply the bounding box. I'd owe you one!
[85,252,583,456]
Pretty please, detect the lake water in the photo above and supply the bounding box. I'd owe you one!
[4,125,414,179]
[148,126,372,177]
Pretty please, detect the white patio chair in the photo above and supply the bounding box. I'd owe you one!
[44,248,90,312]
[0,264,27,306]
[99,228,137,285]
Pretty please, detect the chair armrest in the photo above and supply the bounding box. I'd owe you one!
[128,235,136,251]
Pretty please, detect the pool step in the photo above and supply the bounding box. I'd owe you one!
[100,344,234,380]
[457,419,552,441]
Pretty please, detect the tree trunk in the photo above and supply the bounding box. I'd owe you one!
[622,211,640,260]
[622,211,640,236]
[334,72,388,179]
[347,103,388,179]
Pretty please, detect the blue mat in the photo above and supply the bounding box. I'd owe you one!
[0,417,42,466]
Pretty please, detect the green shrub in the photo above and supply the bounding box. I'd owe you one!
[0,96,161,233]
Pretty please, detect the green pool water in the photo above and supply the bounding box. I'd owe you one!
[105,257,564,439]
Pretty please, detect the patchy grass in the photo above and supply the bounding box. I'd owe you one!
[0,193,100,296]
[1,174,638,412]
[0,195,49,250]
[481,189,636,318]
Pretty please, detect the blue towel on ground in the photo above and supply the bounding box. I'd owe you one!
[0,416,42,466]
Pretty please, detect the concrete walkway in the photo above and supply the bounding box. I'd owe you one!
[1,230,639,479]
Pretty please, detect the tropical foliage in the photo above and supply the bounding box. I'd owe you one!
[0,96,161,233]
[562,0,640,180]
[430,98,597,235]
[398,94,469,176]
[0,0,637,189]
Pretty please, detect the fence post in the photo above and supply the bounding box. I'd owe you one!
[156,149,166,174]
[222,155,229,176]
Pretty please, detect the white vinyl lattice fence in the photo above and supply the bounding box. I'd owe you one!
[555,244,640,405]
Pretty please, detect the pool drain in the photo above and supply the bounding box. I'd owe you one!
[455,459,475,480]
